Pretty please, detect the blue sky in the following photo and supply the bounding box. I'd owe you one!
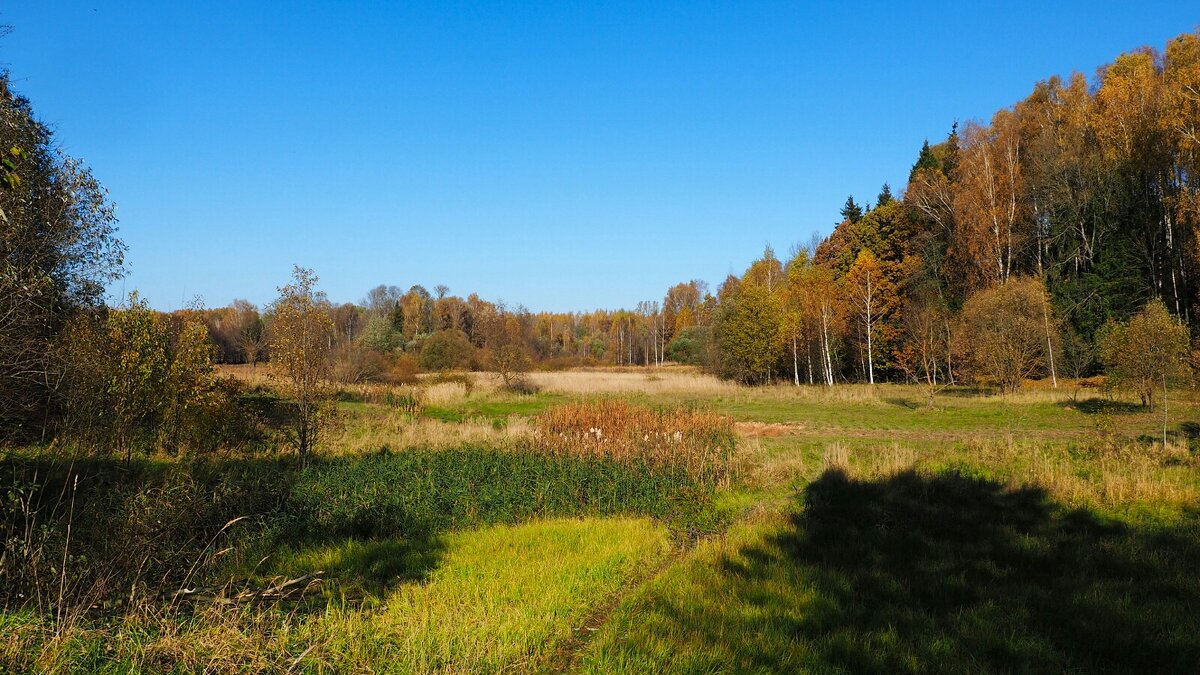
[2,2,1196,311]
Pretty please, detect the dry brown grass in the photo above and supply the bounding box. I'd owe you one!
[1017,440,1199,509]
[525,368,740,395]
[825,436,1200,516]
[2,603,299,674]
[530,400,736,482]
[215,364,275,389]
[327,411,531,455]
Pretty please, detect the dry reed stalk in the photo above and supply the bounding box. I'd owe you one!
[530,400,736,482]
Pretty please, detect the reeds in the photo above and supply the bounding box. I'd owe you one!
[530,400,736,484]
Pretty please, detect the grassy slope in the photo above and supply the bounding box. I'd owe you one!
[578,473,1200,674]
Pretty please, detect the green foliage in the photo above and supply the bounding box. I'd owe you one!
[908,139,940,183]
[839,195,864,224]
[60,295,241,458]
[713,283,783,383]
[282,447,717,541]
[418,329,474,371]
[666,326,708,365]
[1098,299,1191,409]
[876,182,894,207]
[358,313,404,353]
[0,71,125,438]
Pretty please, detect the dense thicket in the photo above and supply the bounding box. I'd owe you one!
[0,70,125,440]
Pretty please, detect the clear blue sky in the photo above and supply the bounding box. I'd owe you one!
[2,2,1196,312]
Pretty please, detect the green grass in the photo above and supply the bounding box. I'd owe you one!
[300,517,672,673]
[652,385,1200,439]
[3,517,672,674]
[280,446,722,542]
[8,381,1200,673]
[578,469,1200,674]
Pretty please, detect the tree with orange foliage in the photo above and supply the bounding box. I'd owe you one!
[954,111,1032,289]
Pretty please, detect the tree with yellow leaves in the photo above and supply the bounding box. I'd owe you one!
[1099,299,1191,410]
[845,249,898,385]
[270,266,335,463]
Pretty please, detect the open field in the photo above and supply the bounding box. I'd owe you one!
[4,368,1200,672]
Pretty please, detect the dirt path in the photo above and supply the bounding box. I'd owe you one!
[545,542,685,674]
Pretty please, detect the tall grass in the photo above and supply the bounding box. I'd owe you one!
[0,452,293,616]
[281,447,716,541]
[531,400,736,484]
[526,369,740,395]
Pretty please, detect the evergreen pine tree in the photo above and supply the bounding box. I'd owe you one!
[876,182,894,206]
[840,196,864,224]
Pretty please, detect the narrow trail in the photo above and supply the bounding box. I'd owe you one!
[545,543,684,674]
[546,496,792,674]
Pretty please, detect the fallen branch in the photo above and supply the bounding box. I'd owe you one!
[160,571,324,605]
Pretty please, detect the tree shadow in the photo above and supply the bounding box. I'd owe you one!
[643,469,1200,673]
[263,535,446,608]
[884,397,919,410]
[936,386,997,398]
[1177,421,1200,440]
[0,453,449,611]
[1059,397,1144,415]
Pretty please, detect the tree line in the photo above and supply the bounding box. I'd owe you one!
[3,29,1199,453]
[706,28,1200,400]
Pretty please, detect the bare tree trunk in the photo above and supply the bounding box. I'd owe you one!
[865,270,874,386]
[944,319,954,384]
[820,305,835,386]
[792,336,800,386]
[806,337,814,385]
[1041,287,1058,389]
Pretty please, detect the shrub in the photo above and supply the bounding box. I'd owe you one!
[957,277,1056,392]
[500,375,541,395]
[60,297,245,458]
[1098,299,1191,409]
[419,329,475,372]
[389,353,421,384]
[330,344,392,384]
[666,326,708,365]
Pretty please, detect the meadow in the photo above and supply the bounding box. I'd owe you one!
[3,367,1199,673]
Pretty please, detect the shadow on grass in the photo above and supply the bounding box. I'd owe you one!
[272,536,446,603]
[1178,421,1200,440]
[883,397,919,410]
[1060,397,1144,415]
[935,386,998,398]
[664,469,1200,673]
